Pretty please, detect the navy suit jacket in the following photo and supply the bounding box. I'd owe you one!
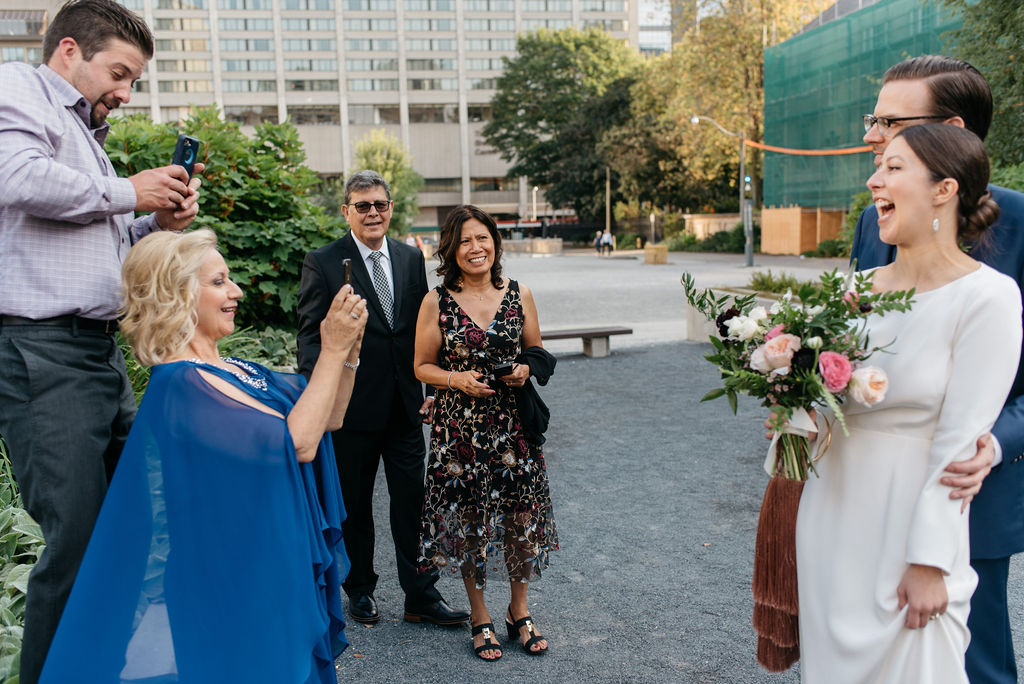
[850,185,1024,559]
[295,232,429,432]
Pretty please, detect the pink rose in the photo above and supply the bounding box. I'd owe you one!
[818,351,853,392]
[763,333,801,370]
[849,366,888,406]
[749,345,771,373]
[765,324,785,341]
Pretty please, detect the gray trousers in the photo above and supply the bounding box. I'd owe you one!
[0,324,135,684]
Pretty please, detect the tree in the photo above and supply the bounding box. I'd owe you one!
[352,129,424,235]
[483,27,641,218]
[107,106,344,330]
[937,0,1024,166]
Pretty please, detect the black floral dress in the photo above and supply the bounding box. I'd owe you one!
[420,280,558,587]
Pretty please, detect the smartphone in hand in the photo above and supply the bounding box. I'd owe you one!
[493,361,515,377]
[342,258,352,285]
[171,133,201,180]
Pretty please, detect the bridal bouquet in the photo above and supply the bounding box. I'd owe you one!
[682,268,914,481]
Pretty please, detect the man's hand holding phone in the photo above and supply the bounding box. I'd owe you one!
[130,133,205,231]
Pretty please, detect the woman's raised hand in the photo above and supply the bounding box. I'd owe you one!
[452,370,495,397]
[321,284,367,357]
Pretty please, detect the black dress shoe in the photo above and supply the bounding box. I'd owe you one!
[403,598,470,626]
[349,593,380,624]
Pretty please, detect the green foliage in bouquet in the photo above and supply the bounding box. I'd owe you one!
[683,268,915,479]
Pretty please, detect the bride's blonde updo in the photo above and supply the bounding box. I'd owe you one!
[896,123,1000,245]
[120,229,218,366]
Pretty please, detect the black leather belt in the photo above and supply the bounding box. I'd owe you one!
[1,315,119,334]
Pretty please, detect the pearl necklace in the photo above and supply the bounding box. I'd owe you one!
[188,357,268,391]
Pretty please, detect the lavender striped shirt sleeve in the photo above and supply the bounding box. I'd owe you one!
[0,63,157,320]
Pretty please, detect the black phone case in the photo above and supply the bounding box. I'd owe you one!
[171,134,200,179]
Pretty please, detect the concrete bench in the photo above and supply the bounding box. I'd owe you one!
[542,326,633,358]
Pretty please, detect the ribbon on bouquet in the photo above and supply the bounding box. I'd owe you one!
[762,408,832,479]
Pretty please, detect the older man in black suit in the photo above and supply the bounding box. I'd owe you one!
[297,170,468,626]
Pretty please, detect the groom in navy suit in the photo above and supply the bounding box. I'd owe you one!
[850,56,1024,684]
[296,171,469,628]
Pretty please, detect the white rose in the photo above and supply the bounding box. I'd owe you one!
[769,301,784,315]
[805,304,825,317]
[748,306,768,322]
[749,345,771,373]
[849,366,888,406]
[726,315,760,341]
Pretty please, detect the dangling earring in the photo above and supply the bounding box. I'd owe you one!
[932,217,940,233]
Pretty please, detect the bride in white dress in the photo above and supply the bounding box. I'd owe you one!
[795,124,1022,683]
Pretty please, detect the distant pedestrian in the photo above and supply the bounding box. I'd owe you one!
[594,230,602,255]
[600,228,614,256]
[414,204,559,661]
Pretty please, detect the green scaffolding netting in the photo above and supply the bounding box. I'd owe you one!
[763,0,961,209]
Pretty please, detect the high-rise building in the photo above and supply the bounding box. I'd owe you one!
[3,0,638,225]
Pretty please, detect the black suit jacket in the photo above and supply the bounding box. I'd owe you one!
[296,232,429,431]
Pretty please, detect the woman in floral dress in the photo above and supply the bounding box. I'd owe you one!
[414,205,558,661]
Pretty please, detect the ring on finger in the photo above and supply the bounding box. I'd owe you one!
[350,312,359,319]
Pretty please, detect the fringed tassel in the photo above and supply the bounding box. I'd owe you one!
[751,474,805,672]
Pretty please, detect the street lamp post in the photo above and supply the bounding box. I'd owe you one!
[531,185,538,222]
[649,212,656,245]
[691,115,753,267]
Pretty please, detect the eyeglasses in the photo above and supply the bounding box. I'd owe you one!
[863,114,946,134]
[348,200,392,214]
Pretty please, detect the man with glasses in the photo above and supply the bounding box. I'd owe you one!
[850,55,1024,684]
[297,170,470,629]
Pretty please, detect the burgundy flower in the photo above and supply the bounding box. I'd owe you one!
[456,442,475,461]
[504,308,518,319]
[465,328,486,347]
[715,307,740,337]
[516,437,529,454]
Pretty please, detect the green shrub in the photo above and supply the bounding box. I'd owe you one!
[0,438,46,684]
[992,162,1024,193]
[747,270,816,294]
[616,232,643,249]
[108,107,345,331]
[665,231,698,251]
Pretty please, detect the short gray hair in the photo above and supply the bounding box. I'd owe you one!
[344,170,391,204]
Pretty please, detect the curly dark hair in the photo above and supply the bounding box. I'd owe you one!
[435,205,503,292]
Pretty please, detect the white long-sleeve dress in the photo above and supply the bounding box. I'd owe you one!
[795,264,1022,683]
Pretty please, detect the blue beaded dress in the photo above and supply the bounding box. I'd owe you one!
[39,359,348,683]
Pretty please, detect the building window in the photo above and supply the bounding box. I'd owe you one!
[408,104,459,123]
[465,38,514,51]
[282,0,334,8]
[132,80,150,93]
[223,79,277,92]
[117,0,145,8]
[523,18,570,30]
[582,18,626,30]
[223,59,275,72]
[0,46,43,65]
[348,104,400,125]
[154,18,210,31]
[405,18,455,31]
[405,0,454,9]
[0,9,47,37]
[467,104,492,122]
[160,106,196,123]
[407,78,457,91]
[406,58,455,71]
[423,178,462,192]
[345,39,397,52]
[345,58,398,71]
[285,59,338,72]
[405,38,456,51]
[523,0,569,9]
[217,0,271,8]
[465,19,513,31]
[158,80,214,93]
[287,105,341,125]
[157,59,212,72]
[467,78,495,90]
[470,177,510,191]
[220,39,273,52]
[286,79,339,92]
[155,0,207,8]
[156,39,210,51]
[344,18,396,31]
[224,105,278,125]
[464,0,513,9]
[219,18,274,31]
[346,79,399,91]
[582,0,626,9]
[465,58,503,71]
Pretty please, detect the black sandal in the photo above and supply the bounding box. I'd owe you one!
[471,622,502,661]
[505,606,548,655]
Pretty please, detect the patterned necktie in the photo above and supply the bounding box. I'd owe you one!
[368,251,394,328]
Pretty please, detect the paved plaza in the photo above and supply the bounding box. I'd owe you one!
[333,248,1024,683]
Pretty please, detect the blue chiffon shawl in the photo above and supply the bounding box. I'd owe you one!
[39,360,348,683]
